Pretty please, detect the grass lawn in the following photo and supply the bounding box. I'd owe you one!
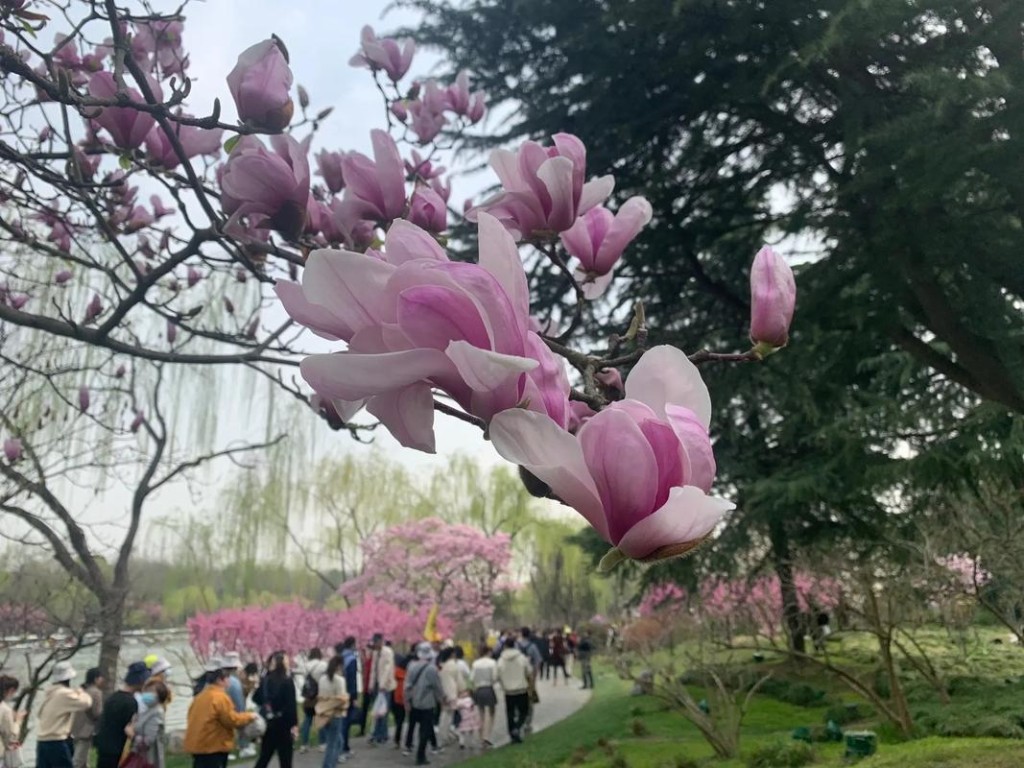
[458,662,1024,768]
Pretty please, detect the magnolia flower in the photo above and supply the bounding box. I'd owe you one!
[83,292,102,324]
[132,19,188,76]
[186,267,201,287]
[3,437,22,463]
[315,149,346,194]
[408,186,447,233]
[490,345,733,569]
[471,133,614,240]
[337,129,406,223]
[144,122,223,169]
[54,269,73,285]
[220,134,310,239]
[129,409,145,433]
[226,39,294,132]
[78,385,91,413]
[349,25,415,82]
[445,71,485,123]
[560,196,652,299]
[166,319,177,344]
[88,72,157,150]
[276,214,570,453]
[749,246,796,349]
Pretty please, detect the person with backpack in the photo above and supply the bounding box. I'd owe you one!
[298,649,326,754]
[251,652,298,768]
[336,638,360,760]
[404,643,446,766]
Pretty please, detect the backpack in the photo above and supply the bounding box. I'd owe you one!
[301,675,319,701]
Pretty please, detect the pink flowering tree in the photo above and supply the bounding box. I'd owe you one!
[636,582,688,618]
[338,517,511,630]
[188,598,451,664]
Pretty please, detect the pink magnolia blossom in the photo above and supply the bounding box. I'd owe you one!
[8,293,29,310]
[226,39,294,132]
[3,437,22,463]
[129,409,145,433]
[144,121,223,168]
[150,195,175,219]
[54,269,73,285]
[132,19,188,76]
[349,25,415,82]
[276,214,570,453]
[406,81,449,143]
[445,71,486,123]
[220,134,310,239]
[560,196,652,299]
[471,133,614,240]
[749,246,796,349]
[78,385,90,412]
[83,292,103,323]
[335,129,406,224]
[405,151,445,181]
[166,319,177,344]
[186,267,201,287]
[87,72,157,150]
[490,345,732,567]
[315,149,346,194]
[408,186,447,233]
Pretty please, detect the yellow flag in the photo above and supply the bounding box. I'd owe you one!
[424,604,441,642]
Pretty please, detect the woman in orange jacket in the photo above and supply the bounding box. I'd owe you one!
[185,666,256,768]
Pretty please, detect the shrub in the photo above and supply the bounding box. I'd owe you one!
[568,746,591,765]
[825,702,869,725]
[745,741,816,768]
[609,754,630,768]
[631,718,650,736]
[758,678,827,707]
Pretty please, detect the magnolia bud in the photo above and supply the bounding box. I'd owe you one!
[78,385,91,413]
[3,437,22,463]
[749,246,796,350]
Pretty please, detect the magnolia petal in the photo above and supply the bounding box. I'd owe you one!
[625,345,712,429]
[477,212,530,321]
[371,129,407,219]
[444,340,536,393]
[274,280,346,341]
[665,404,716,492]
[384,219,448,264]
[574,268,615,300]
[301,348,450,402]
[592,196,653,274]
[578,174,615,215]
[367,382,436,453]
[615,486,733,561]
[536,156,576,231]
[489,408,608,540]
[302,249,395,338]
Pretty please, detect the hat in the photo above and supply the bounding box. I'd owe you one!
[144,654,159,668]
[371,633,383,644]
[441,638,455,649]
[52,661,76,683]
[204,657,225,673]
[221,652,242,669]
[415,642,432,660]
[124,661,150,687]
[150,658,172,677]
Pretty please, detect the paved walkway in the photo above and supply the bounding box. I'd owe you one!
[284,678,591,768]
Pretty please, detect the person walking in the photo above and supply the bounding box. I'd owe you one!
[1,675,26,768]
[314,656,349,768]
[34,663,93,768]
[404,643,445,766]
[70,668,104,768]
[252,652,299,768]
[516,628,543,734]
[299,649,327,754]
[470,644,498,748]
[95,662,149,768]
[367,634,396,745]
[336,638,360,760]
[391,654,408,751]
[548,633,568,685]
[184,663,255,768]
[577,633,595,689]
[496,639,532,744]
[131,680,170,768]
[436,648,459,747]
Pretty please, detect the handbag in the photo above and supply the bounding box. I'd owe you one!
[372,691,389,719]
[120,749,154,768]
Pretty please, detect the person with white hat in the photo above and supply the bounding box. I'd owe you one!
[35,662,92,768]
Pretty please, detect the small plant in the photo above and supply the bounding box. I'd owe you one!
[825,702,868,725]
[631,717,650,736]
[609,754,631,768]
[745,740,815,768]
[568,746,591,765]
[630,704,644,717]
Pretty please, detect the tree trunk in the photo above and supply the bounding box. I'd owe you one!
[769,520,806,654]
[96,588,126,686]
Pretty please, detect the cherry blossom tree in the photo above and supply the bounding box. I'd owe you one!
[338,517,512,629]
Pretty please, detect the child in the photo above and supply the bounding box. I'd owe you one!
[455,695,479,749]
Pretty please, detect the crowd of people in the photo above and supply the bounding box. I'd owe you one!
[0,627,597,768]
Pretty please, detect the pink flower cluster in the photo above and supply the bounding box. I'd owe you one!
[699,572,841,637]
[337,517,512,628]
[637,582,689,618]
[187,598,454,663]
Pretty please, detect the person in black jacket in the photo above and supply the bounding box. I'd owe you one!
[252,652,298,768]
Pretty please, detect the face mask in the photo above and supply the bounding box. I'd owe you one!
[140,692,158,707]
